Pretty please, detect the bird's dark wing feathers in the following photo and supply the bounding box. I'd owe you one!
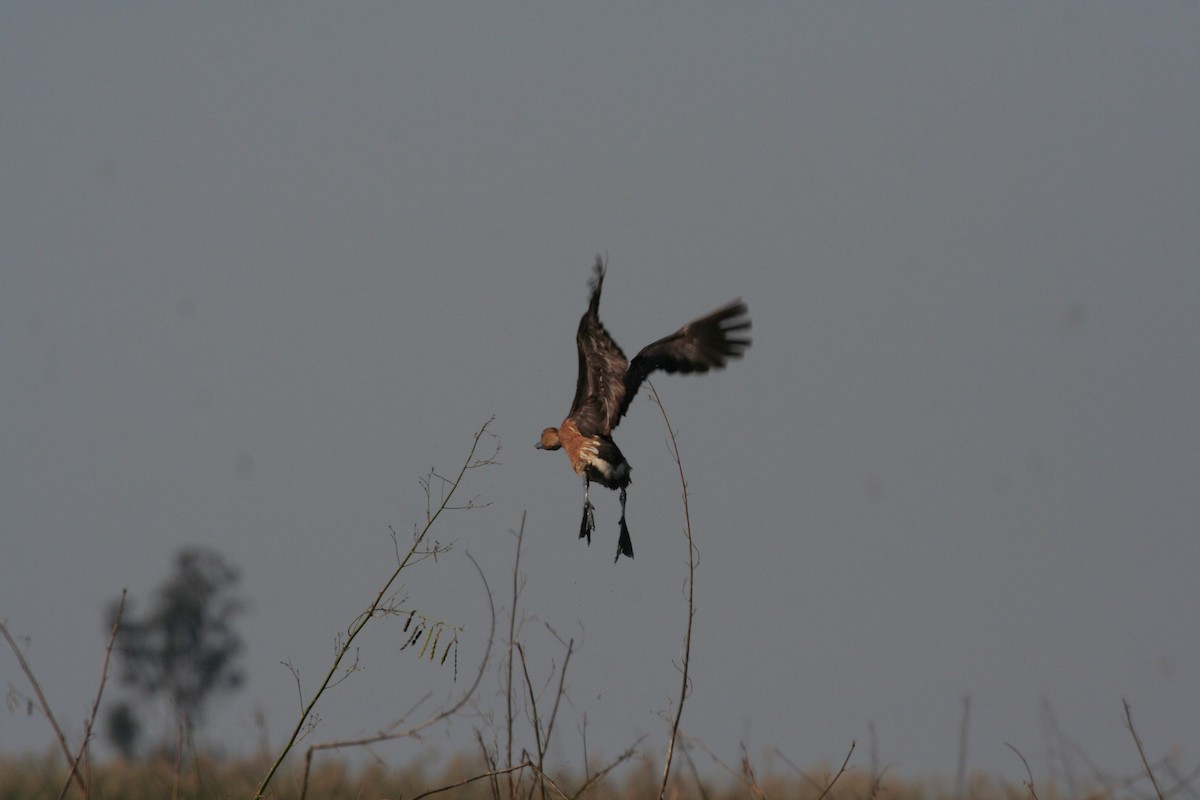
[612,300,751,428]
[569,258,630,435]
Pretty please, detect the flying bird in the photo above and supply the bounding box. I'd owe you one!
[536,257,751,561]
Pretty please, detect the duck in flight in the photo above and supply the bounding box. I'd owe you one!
[536,257,751,561]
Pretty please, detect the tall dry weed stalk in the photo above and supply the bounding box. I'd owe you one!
[645,381,697,800]
[1,589,126,800]
[255,417,499,799]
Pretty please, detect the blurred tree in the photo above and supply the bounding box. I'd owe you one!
[105,546,247,742]
[105,700,140,759]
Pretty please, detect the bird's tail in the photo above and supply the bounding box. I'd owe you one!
[587,255,605,316]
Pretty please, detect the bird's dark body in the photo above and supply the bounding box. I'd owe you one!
[537,257,751,561]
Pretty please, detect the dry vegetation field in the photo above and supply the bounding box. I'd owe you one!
[3,422,1190,800]
[0,748,1132,800]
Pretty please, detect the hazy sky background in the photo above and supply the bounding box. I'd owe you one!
[2,3,1198,783]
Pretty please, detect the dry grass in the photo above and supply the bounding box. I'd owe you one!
[0,749,1131,800]
[3,420,1195,800]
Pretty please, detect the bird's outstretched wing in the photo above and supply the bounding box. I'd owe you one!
[611,300,752,429]
[569,257,630,436]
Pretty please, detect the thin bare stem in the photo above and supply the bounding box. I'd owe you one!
[504,513,528,800]
[740,744,770,800]
[687,736,750,788]
[0,620,86,797]
[1005,742,1039,800]
[645,381,696,800]
[412,761,534,800]
[540,638,573,767]
[55,589,126,800]
[523,762,571,800]
[568,738,644,800]
[681,741,713,800]
[295,549,497,800]
[815,740,857,800]
[515,642,546,800]
[506,515,524,800]
[255,417,497,799]
[474,728,502,800]
[1124,698,1166,800]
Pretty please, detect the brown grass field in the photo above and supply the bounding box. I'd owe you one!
[2,422,1190,800]
[0,747,1130,800]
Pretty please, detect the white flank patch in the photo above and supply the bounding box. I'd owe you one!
[589,457,615,478]
[590,457,630,483]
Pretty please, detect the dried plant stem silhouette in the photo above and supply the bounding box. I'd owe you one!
[569,740,645,799]
[739,742,770,800]
[696,737,856,800]
[412,760,535,800]
[770,740,856,800]
[254,417,498,800]
[295,551,497,800]
[813,741,856,800]
[681,742,714,800]
[2,599,121,800]
[1005,742,1039,800]
[502,517,582,800]
[504,517,524,800]
[684,738,766,798]
[56,589,126,800]
[1124,699,1166,800]
[644,381,697,800]
[459,516,641,800]
[516,636,574,800]
[1,589,125,800]
[525,762,571,800]
[1,621,83,796]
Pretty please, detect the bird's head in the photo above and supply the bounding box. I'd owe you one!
[536,428,562,451]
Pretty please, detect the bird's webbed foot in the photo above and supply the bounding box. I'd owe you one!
[614,487,633,562]
[579,500,595,544]
[579,477,595,545]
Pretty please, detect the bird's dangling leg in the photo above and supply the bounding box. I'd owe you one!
[615,487,633,562]
[579,475,595,545]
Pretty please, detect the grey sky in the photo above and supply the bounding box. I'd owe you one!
[2,3,1197,781]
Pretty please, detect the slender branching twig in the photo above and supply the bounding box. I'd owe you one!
[1125,698,1166,800]
[540,637,573,776]
[1005,742,1039,800]
[515,643,546,800]
[412,761,535,800]
[681,740,713,800]
[506,515,524,800]
[474,727,503,800]
[815,740,856,800]
[568,738,644,800]
[54,589,126,800]
[295,552,497,800]
[686,736,754,792]
[254,417,497,799]
[772,746,822,791]
[0,620,87,798]
[523,761,571,800]
[645,381,697,800]
[740,743,771,800]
